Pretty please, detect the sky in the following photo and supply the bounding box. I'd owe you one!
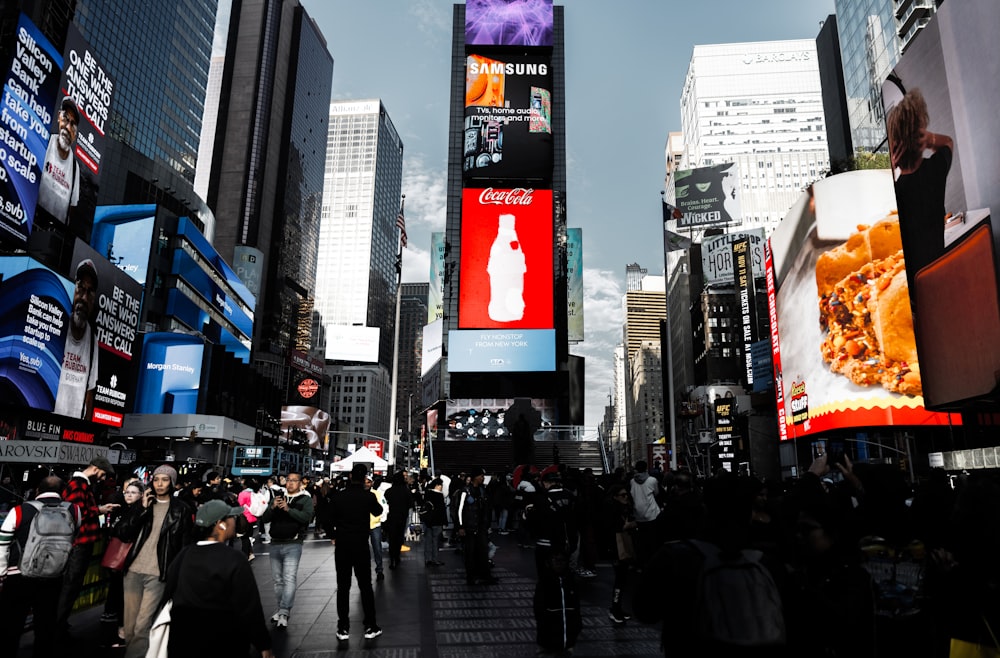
[266,0,837,431]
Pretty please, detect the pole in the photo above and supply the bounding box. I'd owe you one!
[387,194,405,470]
[661,192,679,471]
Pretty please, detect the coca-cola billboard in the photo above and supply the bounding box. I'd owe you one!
[459,188,553,329]
[464,51,553,183]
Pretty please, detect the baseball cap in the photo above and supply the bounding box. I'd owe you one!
[88,455,114,476]
[76,259,98,284]
[60,97,80,123]
[195,499,244,527]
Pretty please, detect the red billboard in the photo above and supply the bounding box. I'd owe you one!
[459,188,553,329]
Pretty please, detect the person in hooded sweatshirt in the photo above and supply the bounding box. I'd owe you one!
[628,460,663,570]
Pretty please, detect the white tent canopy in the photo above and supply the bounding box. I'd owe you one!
[329,446,388,473]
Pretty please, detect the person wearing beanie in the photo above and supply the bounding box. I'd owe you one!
[116,464,193,657]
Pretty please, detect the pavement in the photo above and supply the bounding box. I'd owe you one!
[19,530,662,657]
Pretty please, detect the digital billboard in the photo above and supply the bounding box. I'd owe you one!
[464,53,552,181]
[880,0,1000,410]
[421,318,442,377]
[0,242,141,427]
[766,170,958,440]
[324,324,380,363]
[281,406,329,450]
[444,397,556,440]
[701,228,766,287]
[465,0,553,47]
[0,14,63,246]
[566,227,583,343]
[674,163,742,228]
[459,187,553,329]
[428,231,444,323]
[448,328,555,372]
[91,204,156,286]
[133,332,206,414]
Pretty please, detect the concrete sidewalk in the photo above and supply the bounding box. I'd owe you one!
[20,532,661,657]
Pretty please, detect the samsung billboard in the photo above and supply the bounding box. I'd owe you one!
[459,187,553,330]
[465,0,553,47]
[464,52,553,181]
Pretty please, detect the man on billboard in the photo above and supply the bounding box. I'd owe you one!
[37,97,81,224]
[54,259,99,419]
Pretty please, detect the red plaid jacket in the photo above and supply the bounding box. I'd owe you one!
[63,474,101,546]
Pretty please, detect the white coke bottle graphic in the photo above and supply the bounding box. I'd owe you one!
[487,214,527,322]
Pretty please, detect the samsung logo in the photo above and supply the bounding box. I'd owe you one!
[468,61,548,76]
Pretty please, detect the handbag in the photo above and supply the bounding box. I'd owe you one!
[146,599,172,658]
[100,536,133,571]
[615,531,635,561]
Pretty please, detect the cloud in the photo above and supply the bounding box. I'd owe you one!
[402,155,447,232]
[409,0,451,36]
[570,267,624,427]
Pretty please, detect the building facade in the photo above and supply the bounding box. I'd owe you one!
[314,100,404,372]
[398,282,429,449]
[206,0,332,378]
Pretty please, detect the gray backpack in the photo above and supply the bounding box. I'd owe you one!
[19,500,77,578]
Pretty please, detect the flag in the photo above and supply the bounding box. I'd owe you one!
[663,229,693,252]
[662,199,683,223]
[396,199,407,248]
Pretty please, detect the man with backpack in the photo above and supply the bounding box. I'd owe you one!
[0,475,81,657]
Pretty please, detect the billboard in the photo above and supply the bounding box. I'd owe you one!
[465,0,553,47]
[421,318,442,377]
[566,227,583,342]
[233,245,264,298]
[444,397,556,440]
[459,187,553,329]
[133,332,206,414]
[766,170,957,440]
[91,204,157,286]
[733,237,758,389]
[428,231,444,323]
[45,24,115,238]
[281,406,329,450]
[0,14,63,245]
[0,244,142,426]
[880,0,1000,410]
[674,163,741,228]
[325,324,380,363]
[464,52,552,181]
[448,328,555,372]
[701,228,766,287]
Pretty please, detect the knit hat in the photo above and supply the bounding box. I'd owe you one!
[152,464,177,487]
[88,455,114,476]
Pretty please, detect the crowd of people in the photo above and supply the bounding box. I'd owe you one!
[1,452,997,657]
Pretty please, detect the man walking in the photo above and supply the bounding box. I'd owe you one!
[329,463,384,641]
[0,476,80,657]
[57,456,118,633]
[629,460,663,568]
[258,470,313,629]
[457,467,495,585]
[117,464,192,657]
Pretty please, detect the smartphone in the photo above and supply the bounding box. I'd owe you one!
[811,440,827,461]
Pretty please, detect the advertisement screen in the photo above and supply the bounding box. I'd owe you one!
[281,406,329,450]
[133,332,205,414]
[91,204,157,286]
[428,231,444,323]
[421,319,442,377]
[465,0,553,47]
[448,328,555,372]
[566,227,583,342]
[459,188,553,329]
[324,324,380,363]
[0,14,62,245]
[0,245,141,426]
[674,163,742,228]
[464,52,552,181]
[701,229,766,287]
[880,0,1000,410]
[766,170,957,440]
[444,397,556,440]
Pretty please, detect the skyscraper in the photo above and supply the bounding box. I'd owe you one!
[314,100,404,372]
[677,40,828,233]
[207,0,333,384]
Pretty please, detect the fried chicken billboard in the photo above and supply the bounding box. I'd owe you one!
[766,170,957,440]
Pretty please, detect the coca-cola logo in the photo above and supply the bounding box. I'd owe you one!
[479,187,534,206]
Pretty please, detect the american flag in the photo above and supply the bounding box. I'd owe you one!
[396,199,407,248]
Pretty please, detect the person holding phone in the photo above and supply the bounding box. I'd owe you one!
[257,471,313,629]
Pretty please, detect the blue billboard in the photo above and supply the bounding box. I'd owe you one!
[177,217,254,311]
[133,332,205,414]
[448,329,555,372]
[91,204,156,285]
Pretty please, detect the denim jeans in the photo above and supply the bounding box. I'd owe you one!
[269,541,303,614]
[369,526,383,574]
[423,524,442,562]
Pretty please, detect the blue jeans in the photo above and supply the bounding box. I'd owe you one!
[269,541,302,614]
[369,526,384,574]
[423,524,442,562]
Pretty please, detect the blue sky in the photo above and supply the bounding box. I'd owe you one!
[273,0,837,430]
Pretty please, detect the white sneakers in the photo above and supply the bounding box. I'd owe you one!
[271,610,288,628]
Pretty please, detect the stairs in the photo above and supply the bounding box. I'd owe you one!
[428,439,606,476]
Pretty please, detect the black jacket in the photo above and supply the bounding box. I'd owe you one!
[420,489,448,527]
[328,483,383,542]
[118,497,193,581]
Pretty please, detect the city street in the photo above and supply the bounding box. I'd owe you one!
[20,531,662,657]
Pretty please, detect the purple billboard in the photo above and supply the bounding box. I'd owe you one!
[465,0,553,47]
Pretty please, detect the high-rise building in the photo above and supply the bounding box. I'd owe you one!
[398,282,429,449]
[677,40,828,233]
[207,0,333,385]
[816,15,853,168]
[621,273,666,459]
[625,263,648,292]
[314,100,404,372]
